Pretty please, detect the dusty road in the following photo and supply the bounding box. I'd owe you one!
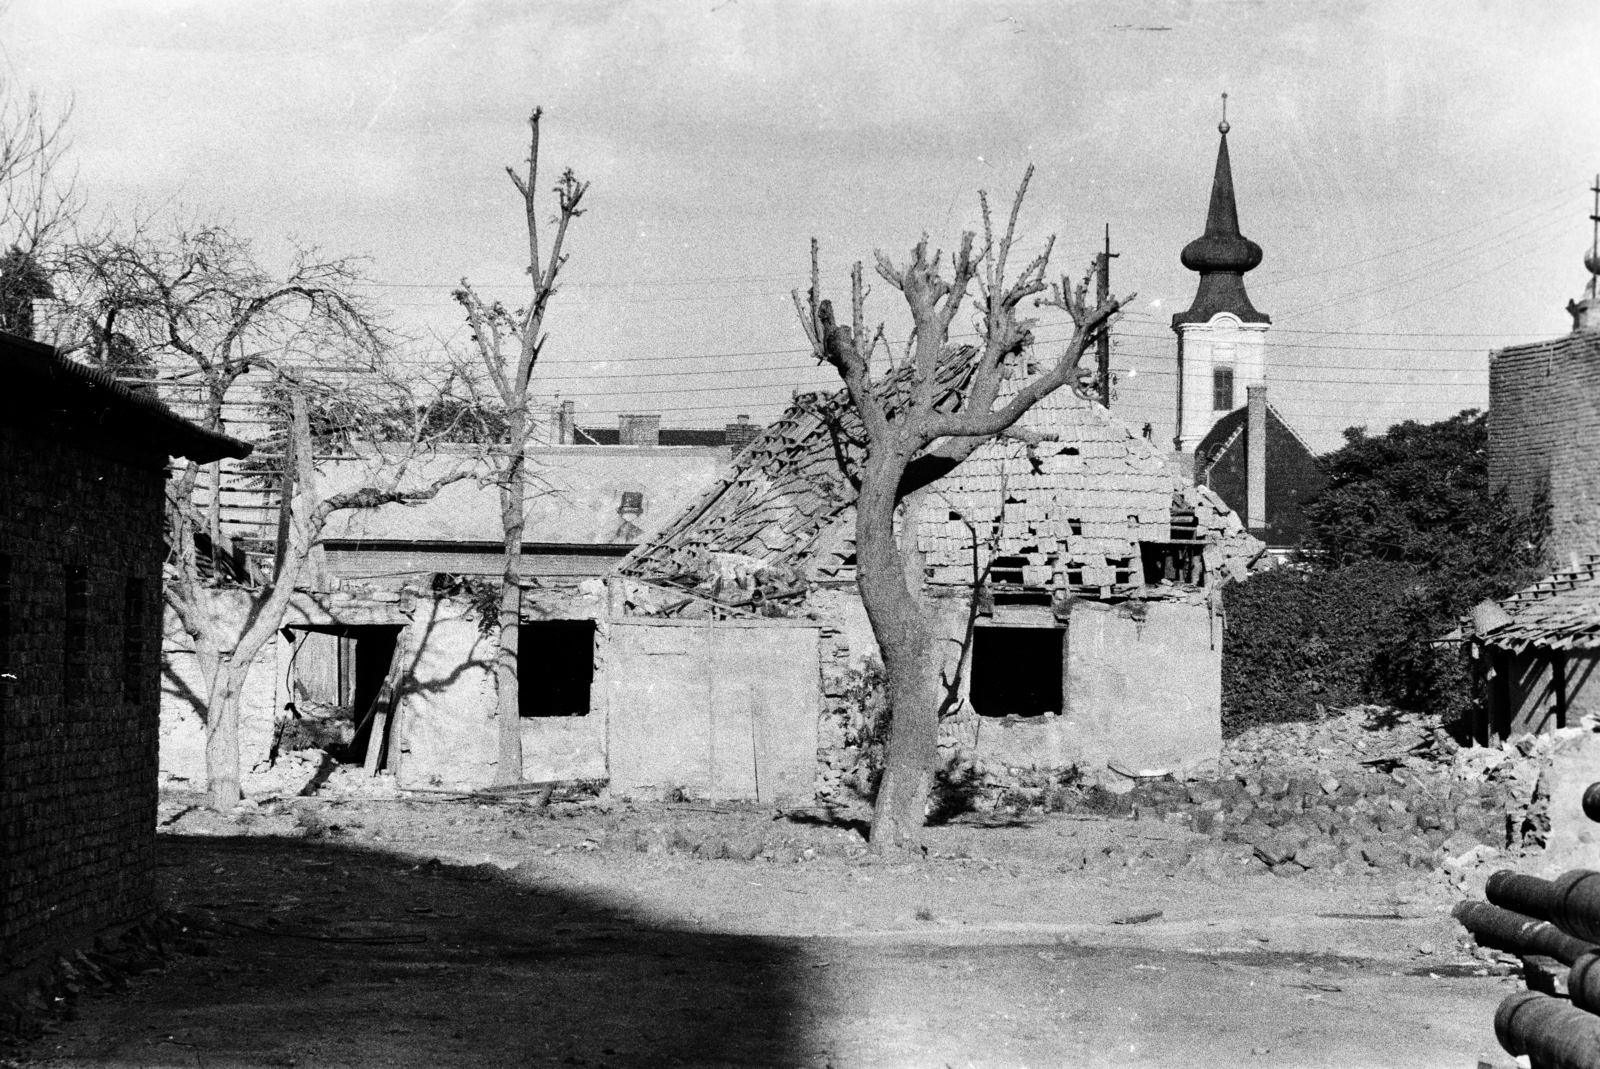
[14,796,1517,1068]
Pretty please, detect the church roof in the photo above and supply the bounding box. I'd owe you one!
[1172,125,1270,327]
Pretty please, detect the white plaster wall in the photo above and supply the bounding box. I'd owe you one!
[389,597,499,790]
[1177,315,1268,452]
[1060,598,1222,778]
[521,716,606,781]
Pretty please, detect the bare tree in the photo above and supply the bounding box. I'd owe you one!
[49,219,473,808]
[453,107,588,786]
[169,374,474,809]
[794,169,1132,849]
[0,76,77,336]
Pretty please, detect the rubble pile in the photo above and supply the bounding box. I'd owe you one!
[1106,706,1560,879]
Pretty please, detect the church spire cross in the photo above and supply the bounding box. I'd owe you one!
[1172,98,1269,326]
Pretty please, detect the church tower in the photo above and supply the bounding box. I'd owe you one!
[1172,103,1270,455]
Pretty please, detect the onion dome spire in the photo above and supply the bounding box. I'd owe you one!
[1173,95,1270,326]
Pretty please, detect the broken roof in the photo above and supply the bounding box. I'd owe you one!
[619,349,978,583]
[1475,553,1600,651]
[2,330,251,464]
[622,352,1261,595]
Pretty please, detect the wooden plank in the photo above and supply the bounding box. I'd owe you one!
[361,636,411,776]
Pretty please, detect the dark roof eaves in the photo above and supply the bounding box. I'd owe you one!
[3,332,252,463]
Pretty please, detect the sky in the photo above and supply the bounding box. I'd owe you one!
[6,0,1599,451]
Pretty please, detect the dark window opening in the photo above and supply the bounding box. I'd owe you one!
[65,564,87,704]
[1066,567,1084,586]
[970,627,1064,718]
[519,620,596,717]
[1109,557,1134,585]
[989,556,1030,585]
[1212,365,1235,412]
[1140,542,1204,586]
[1068,518,1083,536]
[123,577,146,703]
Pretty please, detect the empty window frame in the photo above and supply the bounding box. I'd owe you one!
[1140,542,1204,586]
[518,620,597,717]
[969,626,1065,718]
[1212,365,1235,412]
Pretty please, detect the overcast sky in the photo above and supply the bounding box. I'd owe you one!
[7,0,1598,450]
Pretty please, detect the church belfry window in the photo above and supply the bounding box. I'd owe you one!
[1212,365,1235,412]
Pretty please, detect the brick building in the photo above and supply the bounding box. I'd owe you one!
[0,332,247,1000]
[1468,209,1600,741]
[1488,330,1600,565]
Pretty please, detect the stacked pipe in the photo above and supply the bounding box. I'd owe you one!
[1454,782,1600,1068]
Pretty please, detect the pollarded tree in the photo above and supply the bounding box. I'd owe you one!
[453,107,588,786]
[794,169,1131,849]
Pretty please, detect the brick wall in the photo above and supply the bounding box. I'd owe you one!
[0,422,168,976]
[1488,333,1600,564]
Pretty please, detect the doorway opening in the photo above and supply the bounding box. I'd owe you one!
[519,620,597,717]
[281,624,403,765]
[969,626,1064,718]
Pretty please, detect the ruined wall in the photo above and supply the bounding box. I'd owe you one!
[388,596,499,789]
[1056,598,1222,778]
[1489,333,1600,563]
[0,424,166,978]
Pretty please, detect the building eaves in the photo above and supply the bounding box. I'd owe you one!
[2,331,251,463]
[1475,552,1600,651]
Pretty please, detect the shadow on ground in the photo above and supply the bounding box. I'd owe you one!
[40,834,814,1069]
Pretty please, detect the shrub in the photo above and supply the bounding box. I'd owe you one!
[1221,561,1416,735]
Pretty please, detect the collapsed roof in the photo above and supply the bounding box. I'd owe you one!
[621,350,1262,602]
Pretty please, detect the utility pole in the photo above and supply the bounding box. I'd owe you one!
[1096,224,1118,408]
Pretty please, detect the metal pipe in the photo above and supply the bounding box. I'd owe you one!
[1496,990,1600,1068]
[1569,952,1600,1014]
[1552,871,1600,943]
[1484,870,1600,944]
[1488,869,1559,920]
[1583,782,1600,824]
[1454,901,1599,965]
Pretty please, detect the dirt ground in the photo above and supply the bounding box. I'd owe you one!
[11,789,1519,1069]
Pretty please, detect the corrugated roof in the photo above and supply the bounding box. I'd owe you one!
[1477,553,1600,651]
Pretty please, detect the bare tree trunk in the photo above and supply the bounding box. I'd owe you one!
[204,670,242,809]
[855,452,941,849]
[494,412,526,786]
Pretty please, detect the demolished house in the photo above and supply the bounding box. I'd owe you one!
[615,358,1265,801]
[159,362,1261,801]
[159,430,733,794]
[1466,554,1600,743]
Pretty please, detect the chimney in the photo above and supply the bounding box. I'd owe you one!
[724,414,758,457]
[558,400,576,445]
[1246,383,1267,533]
[618,414,660,447]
